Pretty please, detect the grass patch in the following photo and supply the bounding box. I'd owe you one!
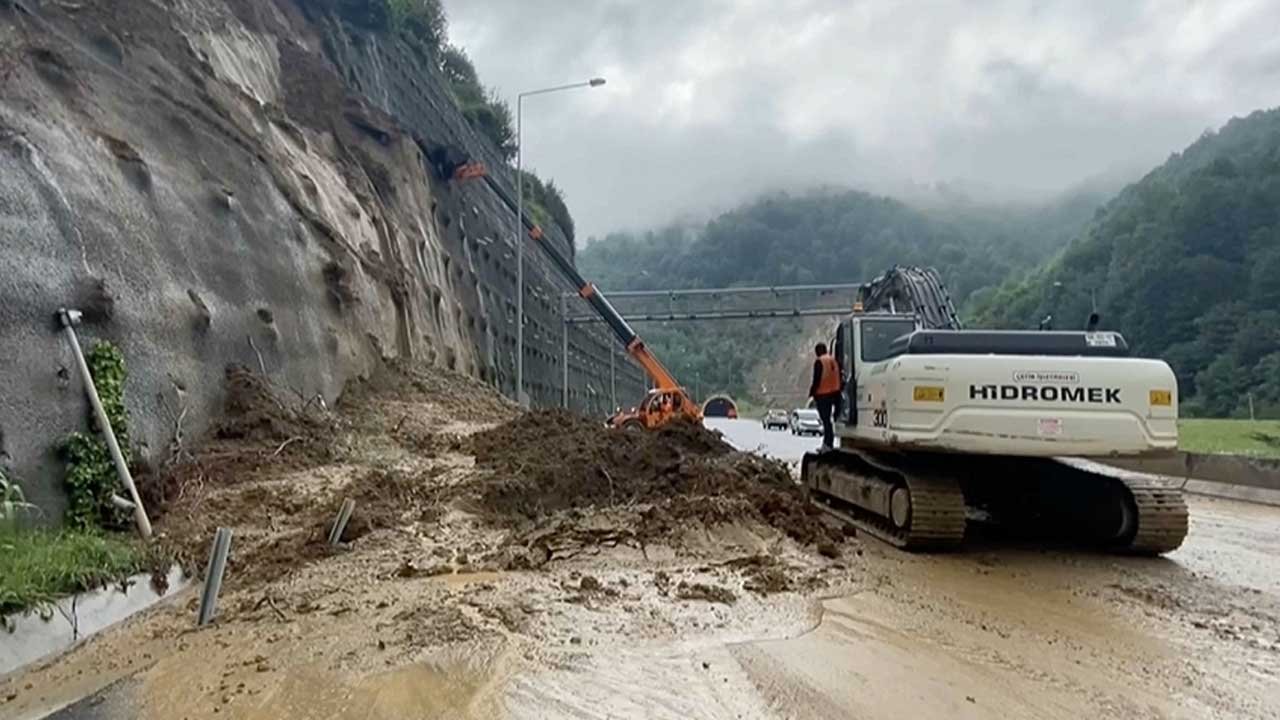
[1179,419,1280,459]
[0,529,148,615]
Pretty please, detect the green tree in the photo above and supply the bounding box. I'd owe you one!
[976,108,1280,416]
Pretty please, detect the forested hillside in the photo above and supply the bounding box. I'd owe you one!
[974,109,1280,418]
[579,187,1105,400]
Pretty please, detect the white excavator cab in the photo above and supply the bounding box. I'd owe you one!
[833,312,1179,458]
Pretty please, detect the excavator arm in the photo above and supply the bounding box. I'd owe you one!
[536,232,700,423]
[858,266,963,330]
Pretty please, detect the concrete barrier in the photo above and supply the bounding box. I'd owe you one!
[1104,452,1280,506]
[0,566,187,679]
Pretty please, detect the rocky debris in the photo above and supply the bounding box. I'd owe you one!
[394,559,451,579]
[675,581,737,605]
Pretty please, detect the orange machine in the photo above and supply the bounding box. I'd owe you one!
[453,159,700,430]
[528,229,700,430]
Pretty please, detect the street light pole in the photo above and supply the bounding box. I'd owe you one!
[515,77,605,407]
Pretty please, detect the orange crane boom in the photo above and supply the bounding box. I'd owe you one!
[459,164,701,428]
[527,228,701,427]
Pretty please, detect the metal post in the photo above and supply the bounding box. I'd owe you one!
[561,294,569,409]
[327,499,356,545]
[610,348,616,410]
[510,79,604,408]
[198,527,232,627]
[59,310,152,539]
[515,95,525,407]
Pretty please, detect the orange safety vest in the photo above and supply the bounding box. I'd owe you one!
[816,355,841,396]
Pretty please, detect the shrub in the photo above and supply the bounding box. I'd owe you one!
[62,341,132,531]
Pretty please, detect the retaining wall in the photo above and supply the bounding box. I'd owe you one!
[0,0,644,519]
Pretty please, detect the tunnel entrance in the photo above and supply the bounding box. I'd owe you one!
[702,395,738,418]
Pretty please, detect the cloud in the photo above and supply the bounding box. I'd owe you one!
[443,0,1280,240]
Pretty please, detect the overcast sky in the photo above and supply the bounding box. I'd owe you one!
[444,0,1280,242]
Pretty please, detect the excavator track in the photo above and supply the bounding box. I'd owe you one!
[803,452,1189,554]
[803,451,966,550]
[1052,458,1189,555]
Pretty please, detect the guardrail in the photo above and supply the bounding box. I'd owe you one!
[1105,452,1280,506]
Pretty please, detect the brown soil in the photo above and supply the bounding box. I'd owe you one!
[139,360,511,584]
[9,361,854,719]
[470,410,842,548]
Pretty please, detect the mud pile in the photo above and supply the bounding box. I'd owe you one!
[215,366,343,454]
[142,361,486,581]
[471,410,842,547]
[339,358,516,424]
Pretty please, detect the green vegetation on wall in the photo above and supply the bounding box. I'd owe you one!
[61,341,132,531]
[438,44,518,162]
[386,0,448,51]
[520,171,576,247]
[324,0,573,236]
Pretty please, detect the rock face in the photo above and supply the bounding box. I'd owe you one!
[0,0,644,517]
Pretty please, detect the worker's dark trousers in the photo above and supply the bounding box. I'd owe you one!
[815,393,839,448]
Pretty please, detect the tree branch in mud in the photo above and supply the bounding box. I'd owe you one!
[246,335,266,376]
[269,437,303,458]
[254,594,288,623]
[158,382,192,468]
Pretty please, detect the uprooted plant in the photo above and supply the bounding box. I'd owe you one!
[1,470,37,538]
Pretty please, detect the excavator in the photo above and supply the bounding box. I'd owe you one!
[434,147,700,430]
[801,266,1189,554]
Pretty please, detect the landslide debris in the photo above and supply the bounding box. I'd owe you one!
[470,410,842,548]
[140,360,511,584]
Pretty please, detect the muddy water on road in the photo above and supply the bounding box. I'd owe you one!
[497,496,1280,719]
[13,497,1278,720]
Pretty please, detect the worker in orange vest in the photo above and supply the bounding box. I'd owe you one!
[808,342,843,450]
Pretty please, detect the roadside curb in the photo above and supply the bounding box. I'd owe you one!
[1104,451,1280,506]
[1,566,188,680]
[1181,479,1280,507]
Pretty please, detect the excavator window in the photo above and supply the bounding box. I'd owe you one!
[861,319,917,362]
[836,321,857,425]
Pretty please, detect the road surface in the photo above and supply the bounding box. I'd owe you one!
[11,419,1280,719]
[699,418,1280,718]
[704,416,824,464]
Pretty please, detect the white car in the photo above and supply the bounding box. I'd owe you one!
[790,408,822,436]
[762,409,789,431]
